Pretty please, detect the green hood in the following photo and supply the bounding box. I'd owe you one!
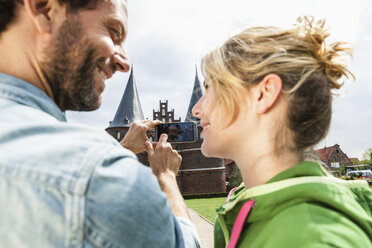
[215,161,372,247]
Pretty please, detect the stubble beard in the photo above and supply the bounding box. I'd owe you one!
[40,17,103,112]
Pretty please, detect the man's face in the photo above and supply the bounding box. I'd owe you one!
[41,0,129,111]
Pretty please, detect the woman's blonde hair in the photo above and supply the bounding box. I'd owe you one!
[201,16,354,152]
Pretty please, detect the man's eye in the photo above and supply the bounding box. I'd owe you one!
[111,29,121,43]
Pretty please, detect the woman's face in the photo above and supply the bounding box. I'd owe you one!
[192,80,252,158]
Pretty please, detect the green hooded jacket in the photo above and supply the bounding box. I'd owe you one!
[215,161,372,247]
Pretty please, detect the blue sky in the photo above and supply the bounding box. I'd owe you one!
[67,0,372,159]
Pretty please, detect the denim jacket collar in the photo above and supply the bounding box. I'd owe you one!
[0,73,66,122]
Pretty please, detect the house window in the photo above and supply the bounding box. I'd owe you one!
[117,132,121,140]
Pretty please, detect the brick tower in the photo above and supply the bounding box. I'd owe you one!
[176,67,226,195]
[106,66,226,195]
[106,67,144,140]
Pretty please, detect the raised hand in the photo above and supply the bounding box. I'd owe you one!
[145,134,182,177]
[120,119,161,154]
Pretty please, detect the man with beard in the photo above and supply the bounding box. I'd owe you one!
[0,0,200,247]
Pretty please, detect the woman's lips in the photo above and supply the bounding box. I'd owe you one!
[201,122,210,134]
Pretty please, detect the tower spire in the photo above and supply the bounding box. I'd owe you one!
[185,65,203,123]
[108,66,144,128]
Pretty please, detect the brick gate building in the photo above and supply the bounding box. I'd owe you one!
[106,67,226,195]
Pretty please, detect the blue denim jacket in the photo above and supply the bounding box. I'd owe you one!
[0,73,200,248]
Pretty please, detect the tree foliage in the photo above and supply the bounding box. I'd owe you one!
[362,148,372,160]
[361,148,372,164]
[228,167,243,189]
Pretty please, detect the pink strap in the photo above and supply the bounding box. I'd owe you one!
[226,187,238,202]
[227,199,255,248]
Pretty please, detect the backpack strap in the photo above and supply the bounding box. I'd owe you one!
[227,199,255,248]
[226,187,239,202]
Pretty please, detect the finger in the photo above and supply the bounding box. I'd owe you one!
[153,119,162,125]
[173,150,182,160]
[133,120,151,129]
[145,140,154,156]
[129,122,136,129]
[151,141,158,147]
[158,134,168,144]
[132,121,150,133]
[144,120,162,130]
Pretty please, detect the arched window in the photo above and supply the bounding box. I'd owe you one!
[117,131,121,140]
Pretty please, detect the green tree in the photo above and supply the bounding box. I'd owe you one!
[362,148,372,160]
[361,148,372,164]
[228,167,243,189]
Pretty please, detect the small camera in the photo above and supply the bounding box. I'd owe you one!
[155,122,198,143]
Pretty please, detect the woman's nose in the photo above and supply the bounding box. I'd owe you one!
[192,98,202,118]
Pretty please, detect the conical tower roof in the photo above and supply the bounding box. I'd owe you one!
[108,67,144,128]
[185,66,203,122]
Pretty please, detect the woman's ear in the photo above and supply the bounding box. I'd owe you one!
[23,0,57,33]
[253,74,283,114]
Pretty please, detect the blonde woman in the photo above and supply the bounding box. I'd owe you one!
[192,17,372,247]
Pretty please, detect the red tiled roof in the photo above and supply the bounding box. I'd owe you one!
[316,146,334,162]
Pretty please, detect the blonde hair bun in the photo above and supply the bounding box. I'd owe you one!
[295,16,355,89]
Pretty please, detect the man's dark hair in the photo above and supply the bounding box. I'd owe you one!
[0,0,99,34]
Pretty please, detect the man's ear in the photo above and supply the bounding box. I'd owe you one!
[253,74,283,114]
[24,0,55,33]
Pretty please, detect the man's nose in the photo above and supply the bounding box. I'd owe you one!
[112,47,130,72]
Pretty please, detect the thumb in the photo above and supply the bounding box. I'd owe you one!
[145,140,154,156]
